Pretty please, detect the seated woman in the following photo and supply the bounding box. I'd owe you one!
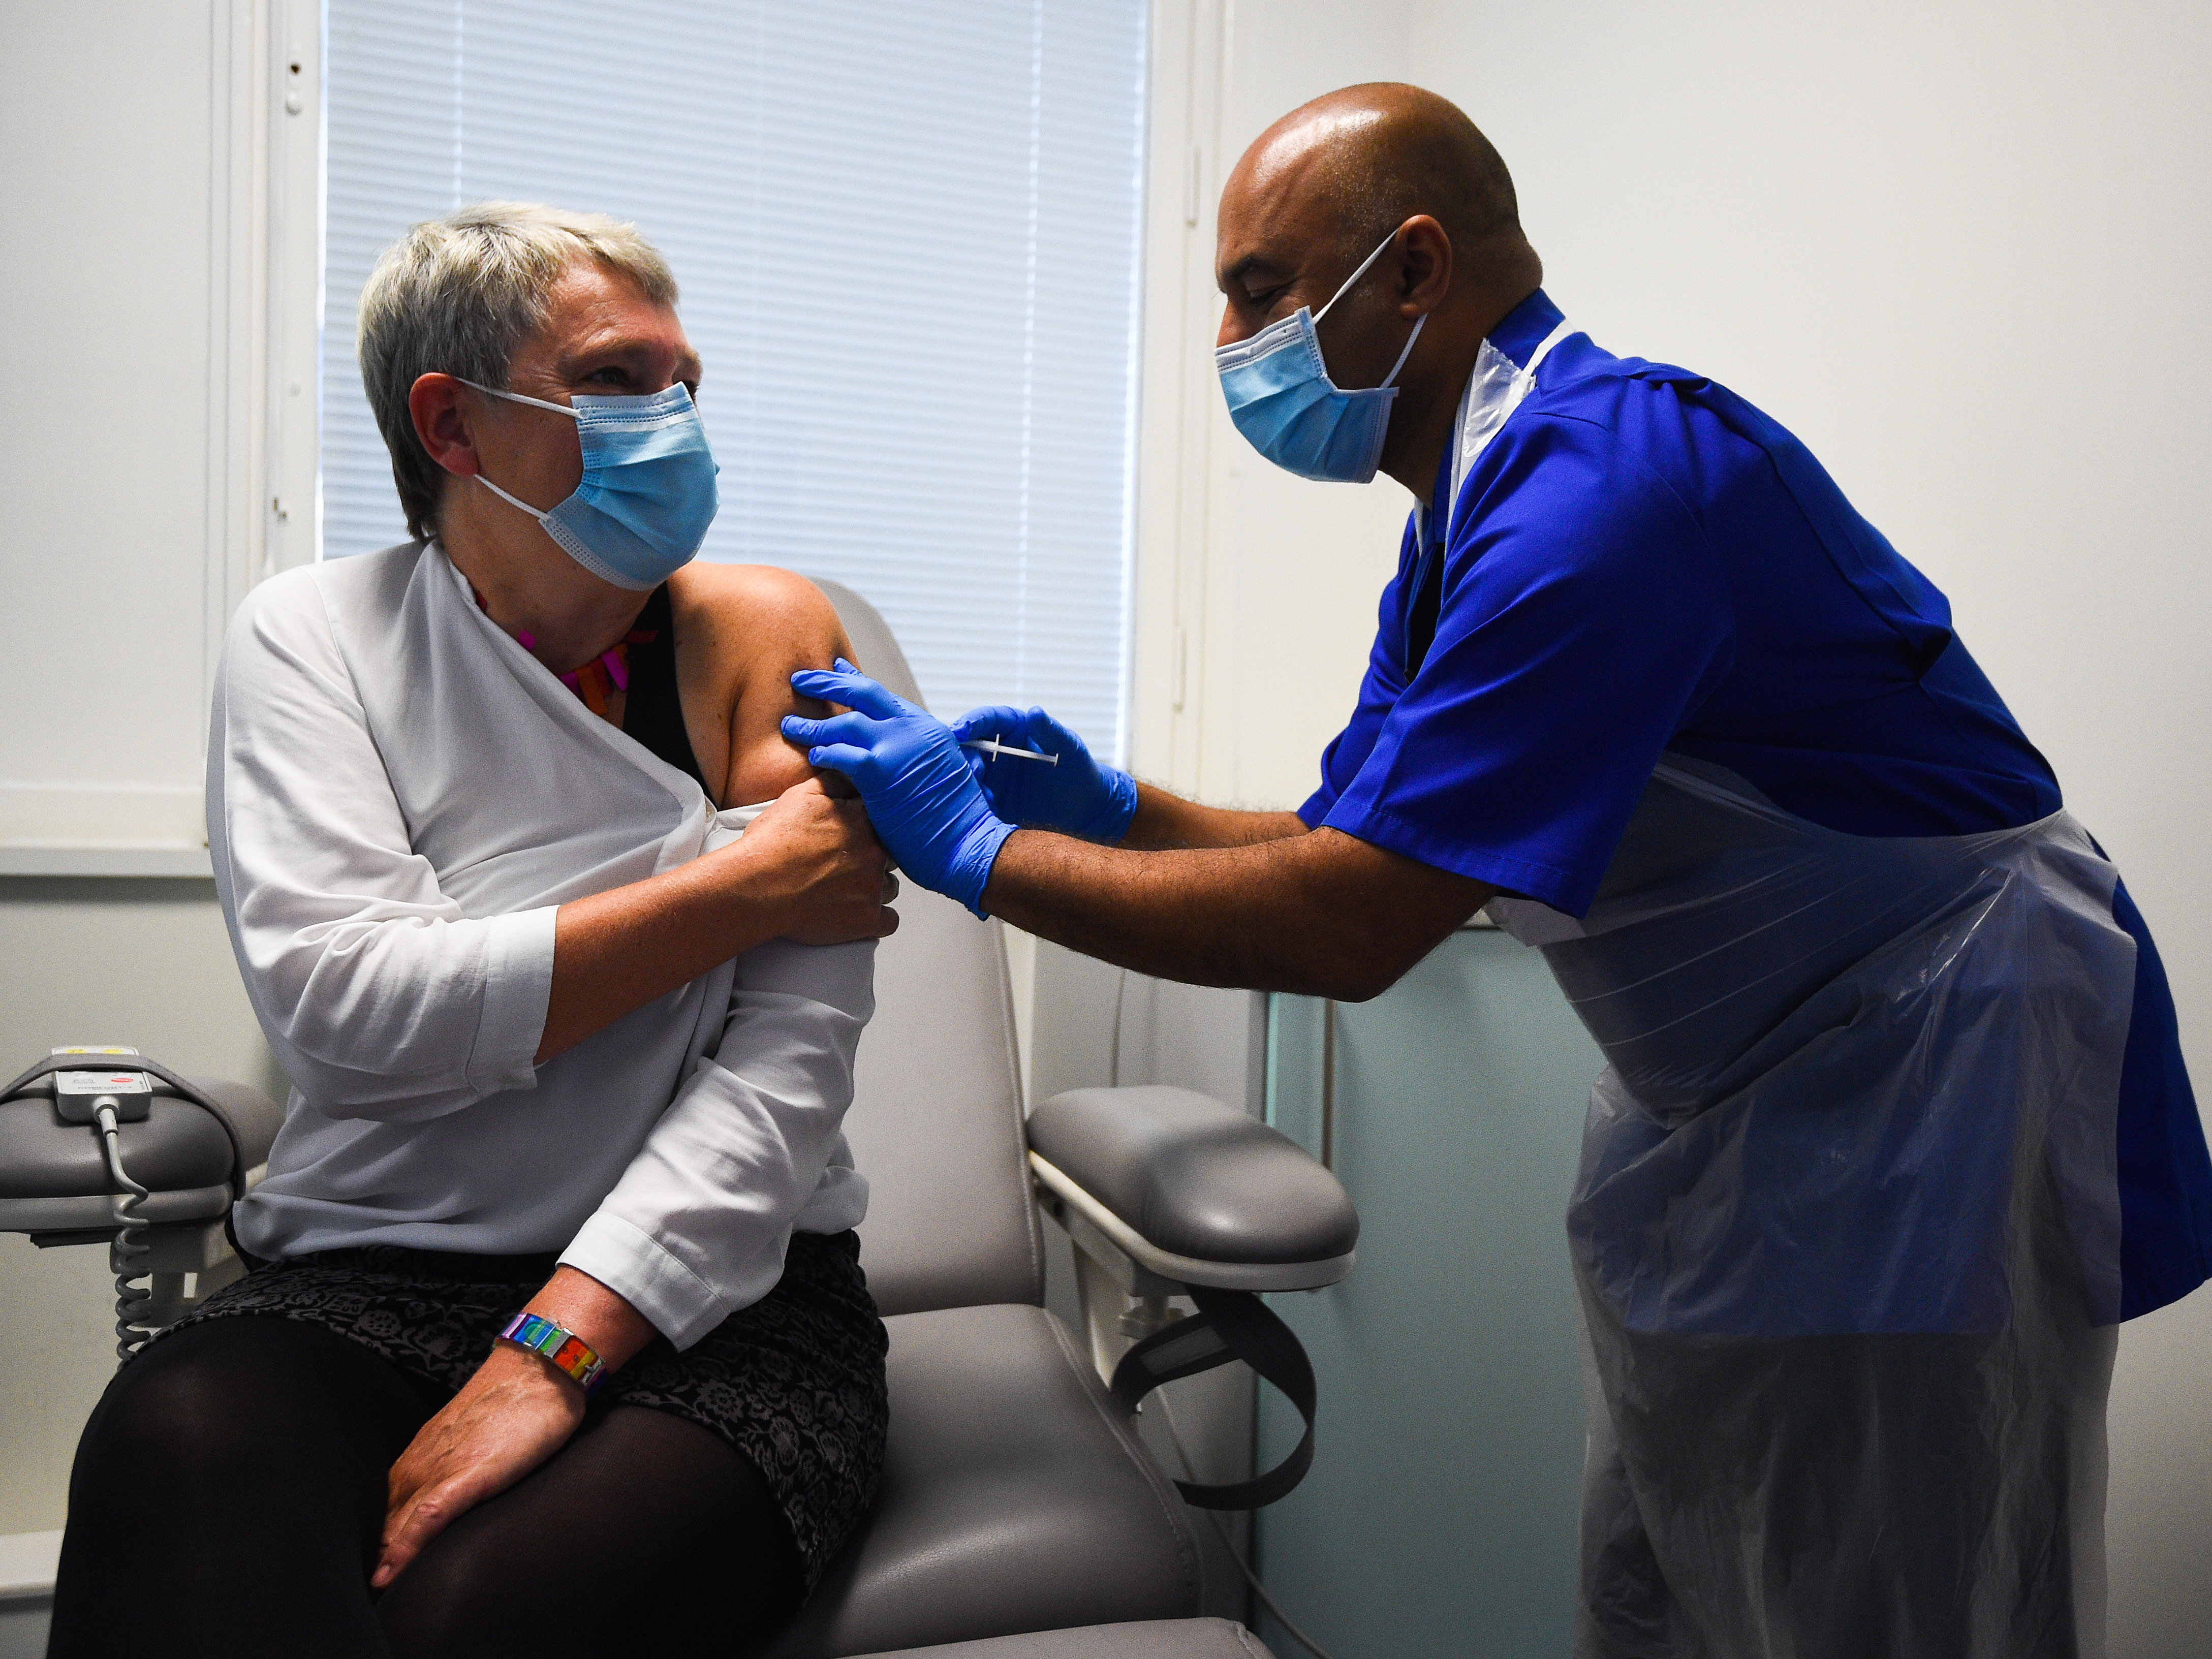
[49,203,899,1657]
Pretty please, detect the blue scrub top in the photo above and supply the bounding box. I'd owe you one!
[1302,289,2210,1320]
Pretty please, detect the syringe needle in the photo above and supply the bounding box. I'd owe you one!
[961,738,1059,766]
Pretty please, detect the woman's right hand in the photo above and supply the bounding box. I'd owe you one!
[539,780,895,1064]
[724,777,899,945]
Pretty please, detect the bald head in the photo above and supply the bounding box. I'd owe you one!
[1229,84,1525,268]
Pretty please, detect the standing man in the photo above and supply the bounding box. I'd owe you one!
[785,84,2210,1657]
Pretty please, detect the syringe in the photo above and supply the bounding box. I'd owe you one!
[961,738,1059,766]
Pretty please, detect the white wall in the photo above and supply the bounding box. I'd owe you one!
[1130,0,1419,801]
[0,4,222,861]
[0,1,318,872]
[0,0,300,1535]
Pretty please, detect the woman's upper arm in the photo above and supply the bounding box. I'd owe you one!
[687,566,857,806]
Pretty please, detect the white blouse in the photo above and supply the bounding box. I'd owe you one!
[209,541,872,1350]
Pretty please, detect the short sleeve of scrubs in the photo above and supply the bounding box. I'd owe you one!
[1304,413,1733,917]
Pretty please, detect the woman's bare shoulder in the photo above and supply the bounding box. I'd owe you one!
[668,562,844,652]
[666,564,854,805]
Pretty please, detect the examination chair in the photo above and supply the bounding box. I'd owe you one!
[0,584,1357,1659]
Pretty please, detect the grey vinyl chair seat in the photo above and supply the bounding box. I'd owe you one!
[848,1618,1278,1658]
[765,579,1345,1654]
[776,583,1353,1654]
[763,1304,1202,1658]
[719,582,1214,1654]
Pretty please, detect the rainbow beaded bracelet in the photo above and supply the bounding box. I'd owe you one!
[496,1311,607,1396]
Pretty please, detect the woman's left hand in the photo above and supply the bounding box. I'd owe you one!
[375,1266,656,1588]
[373,1342,585,1587]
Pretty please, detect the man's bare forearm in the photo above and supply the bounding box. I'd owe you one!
[982,825,1493,1001]
[1121,780,1310,851]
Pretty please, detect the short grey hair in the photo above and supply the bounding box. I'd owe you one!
[357,201,680,541]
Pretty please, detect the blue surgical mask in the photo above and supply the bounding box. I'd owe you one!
[461,379,720,590]
[1214,231,1425,484]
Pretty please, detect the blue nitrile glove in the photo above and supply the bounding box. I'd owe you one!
[784,660,1013,917]
[949,705,1139,844]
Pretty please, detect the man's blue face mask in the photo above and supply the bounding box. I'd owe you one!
[461,378,720,590]
[1214,230,1425,485]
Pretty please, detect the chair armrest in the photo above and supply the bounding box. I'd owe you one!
[1027,1085,1357,1293]
[0,1074,283,1240]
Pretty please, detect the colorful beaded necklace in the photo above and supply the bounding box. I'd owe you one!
[474,587,657,721]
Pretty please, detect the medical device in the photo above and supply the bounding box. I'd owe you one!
[960,737,1059,765]
[0,1047,270,1364]
[51,1055,159,1357]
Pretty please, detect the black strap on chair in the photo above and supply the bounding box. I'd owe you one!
[1107,1285,1318,1510]
[0,1054,252,1202]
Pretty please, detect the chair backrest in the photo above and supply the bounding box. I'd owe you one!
[815,579,1044,1316]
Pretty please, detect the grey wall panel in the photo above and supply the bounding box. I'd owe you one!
[1256,930,1597,1656]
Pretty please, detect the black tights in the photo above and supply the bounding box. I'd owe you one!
[49,1316,803,1658]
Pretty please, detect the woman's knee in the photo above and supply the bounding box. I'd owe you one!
[54,1320,424,1659]
[75,1317,424,1500]
[77,1328,263,1486]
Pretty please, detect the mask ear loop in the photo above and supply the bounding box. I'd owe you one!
[1313,229,1404,325]
[454,377,582,523]
[476,473,554,522]
[458,377,581,419]
[1378,313,1426,391]
[1312,230,1427,391]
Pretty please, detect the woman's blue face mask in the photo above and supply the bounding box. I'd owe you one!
[1213,231,1424,485]
[461,378,720,591]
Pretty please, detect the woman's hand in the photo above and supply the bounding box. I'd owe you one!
[537,777,894,1062]
[730,777,900,945]
[373,1342,584,1588]
[375,1266,659,1588]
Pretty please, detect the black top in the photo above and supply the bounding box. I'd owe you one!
[620,584,710,793]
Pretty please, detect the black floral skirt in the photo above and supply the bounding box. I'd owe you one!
[158,1229,888,1585]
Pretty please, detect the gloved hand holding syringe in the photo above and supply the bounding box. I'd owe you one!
[952,704,1137,842]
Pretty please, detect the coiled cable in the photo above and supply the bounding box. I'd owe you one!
[95,1100,156,1364]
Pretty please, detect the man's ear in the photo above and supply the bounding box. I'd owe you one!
[408,372,482,478]
[1395,215,1454,318]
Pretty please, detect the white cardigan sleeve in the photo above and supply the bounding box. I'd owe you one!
[208,574,556,1121]
[558,936,877,1349]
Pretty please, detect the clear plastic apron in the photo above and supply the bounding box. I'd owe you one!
[1489,757,2134,1659]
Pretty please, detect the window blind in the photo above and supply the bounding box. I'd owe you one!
[323,0,1147,754]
